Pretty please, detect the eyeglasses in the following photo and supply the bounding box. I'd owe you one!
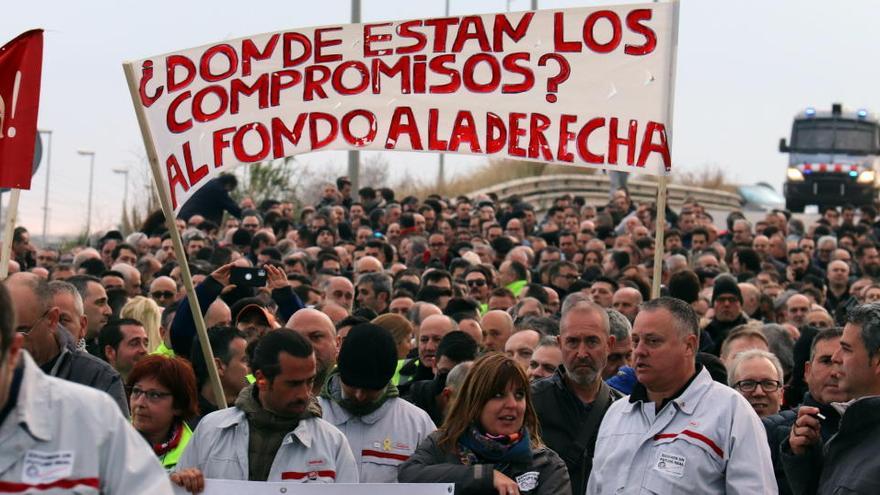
[18,309,50,335]
[151,291,175,299]
[466,279,486,287]
[733,379,781,393]
[429,243,446,248]
[130,387,173,403]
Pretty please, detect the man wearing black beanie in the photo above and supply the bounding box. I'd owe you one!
[703,275,750,355]
[318,323,436,483]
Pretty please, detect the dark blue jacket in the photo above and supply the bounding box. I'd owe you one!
[171,276,305,359]
[177,178,242,225]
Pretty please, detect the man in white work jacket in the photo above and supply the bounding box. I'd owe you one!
[319,323,436,482]
[172,329,357,493]
[0,281,171,493]
[587,297,776,494]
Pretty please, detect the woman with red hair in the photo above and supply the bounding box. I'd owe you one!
[128,355,199,471]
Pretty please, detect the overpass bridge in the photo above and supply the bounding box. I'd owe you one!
[467,173,743,214]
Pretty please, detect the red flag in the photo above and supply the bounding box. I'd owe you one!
[0,29,43,190]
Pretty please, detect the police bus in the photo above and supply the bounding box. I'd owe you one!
[780,103,880,212]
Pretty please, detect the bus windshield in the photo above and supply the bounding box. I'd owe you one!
[791,119,878,155]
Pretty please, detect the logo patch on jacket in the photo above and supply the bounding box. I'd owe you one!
[22,451,74,484]
[655,452,686,477]
[516,471,539,491]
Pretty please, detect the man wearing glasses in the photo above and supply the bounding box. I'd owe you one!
[5,273,129,417]
[728,349,785,418]
[150,275,179,308]
[463,266,493,313]
[0,276,172,492]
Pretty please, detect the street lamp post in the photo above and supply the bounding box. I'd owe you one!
[113,168,129,227]
[38,129,52,244]
[77,150,96,238]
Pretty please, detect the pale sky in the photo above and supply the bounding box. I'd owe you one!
[3,0,878,237]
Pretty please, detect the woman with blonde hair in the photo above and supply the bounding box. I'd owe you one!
[373,313,414,386]
[399,353,570,494]
[121,296,163,352]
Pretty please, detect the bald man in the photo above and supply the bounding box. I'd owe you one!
[205,299,232,328]
[611,287,642,323]
[482,310,514,352]
[323,276,355,311]
[505,330,541,371]
[785,294,811,328]
[397,314,457,391]
[321,302,349,324]
[149,276,178,308]
[354,256,383,280]
[287,308,339,394]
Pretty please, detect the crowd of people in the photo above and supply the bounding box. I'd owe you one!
[1,173,880,494]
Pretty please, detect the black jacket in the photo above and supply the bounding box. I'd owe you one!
[762,393,840,495]
[42,327,129,418]
[781,396,880,494]
[530,366,621,495]
[177,177,242,225]
[703,313,750,355]
[406,377,444,426]
[398,431,571,495]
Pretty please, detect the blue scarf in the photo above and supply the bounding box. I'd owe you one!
[458,425,532,464]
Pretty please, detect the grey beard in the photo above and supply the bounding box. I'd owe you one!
[566,365,599,387]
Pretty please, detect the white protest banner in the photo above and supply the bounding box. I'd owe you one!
[172,480,453,495]
[124,1,678,214]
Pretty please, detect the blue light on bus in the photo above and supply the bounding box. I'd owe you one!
[805,107,816,117]
[857,109,868,119]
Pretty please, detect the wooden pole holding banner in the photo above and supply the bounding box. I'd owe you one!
[121,63,228,409]
[650,0,679,299]
[0,189,21,280]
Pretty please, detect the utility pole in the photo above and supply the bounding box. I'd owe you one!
[39,129,52,244]
[77,150,96,238]
[348,0,361,192]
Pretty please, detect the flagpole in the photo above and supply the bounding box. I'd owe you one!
[122,62,227,409]
[650,0,679,300]
[0,189,21,280]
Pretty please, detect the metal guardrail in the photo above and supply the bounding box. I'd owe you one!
[468,173,743,213]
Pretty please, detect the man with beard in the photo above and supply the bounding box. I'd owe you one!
[172,330,357,490]
[532,293,621,495]
[786,248,823,283]
[287,309,339,395]
[319,324,435,482]
[854,241,880,278]
[763,328,848,495]
[702,275,750,355]
[588,298,775,494]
